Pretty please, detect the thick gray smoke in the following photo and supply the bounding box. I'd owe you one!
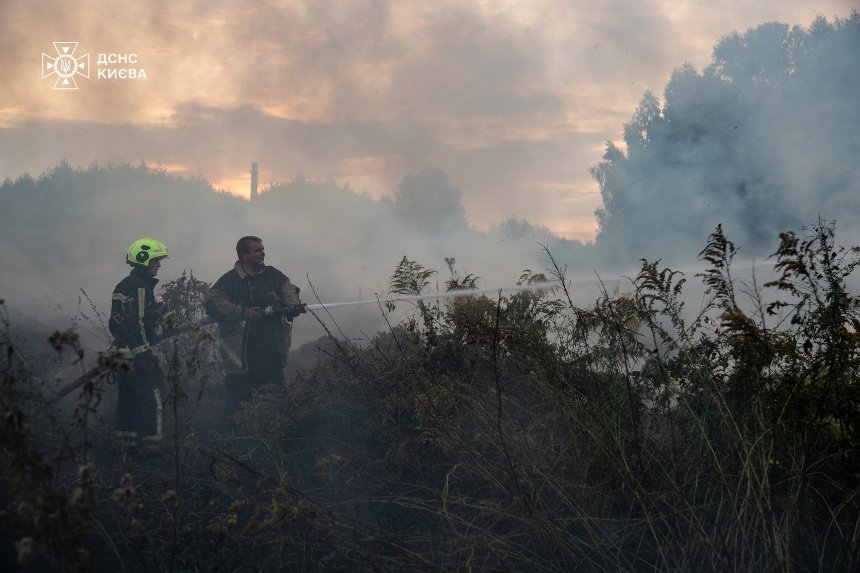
[590,14,860,265]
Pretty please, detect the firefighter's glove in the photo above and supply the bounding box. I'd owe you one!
[286,303,308,320]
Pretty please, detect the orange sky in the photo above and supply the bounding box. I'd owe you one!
[1,0,855,242]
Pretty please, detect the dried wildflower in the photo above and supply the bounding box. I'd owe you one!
[16,536,36,565]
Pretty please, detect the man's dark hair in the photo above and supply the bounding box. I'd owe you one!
[236,236,263,258]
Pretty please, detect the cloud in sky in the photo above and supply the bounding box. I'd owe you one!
[0,0,855,241]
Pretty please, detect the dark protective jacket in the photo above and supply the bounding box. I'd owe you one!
[205,262,302,373]
[109,266,161,358]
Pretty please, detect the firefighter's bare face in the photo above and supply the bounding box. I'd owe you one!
[147,258,162,277]
[242,240,266,270]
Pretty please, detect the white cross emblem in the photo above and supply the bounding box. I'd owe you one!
[42,42,90,90]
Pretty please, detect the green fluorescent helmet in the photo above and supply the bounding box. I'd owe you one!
[127,237,169,267]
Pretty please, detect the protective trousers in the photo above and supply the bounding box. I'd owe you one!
[223,335,284,421]
[114,353,165,446]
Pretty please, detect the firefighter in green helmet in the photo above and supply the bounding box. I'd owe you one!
[109,237,169,450]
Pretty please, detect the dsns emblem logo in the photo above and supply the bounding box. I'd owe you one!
[42,42,90,89]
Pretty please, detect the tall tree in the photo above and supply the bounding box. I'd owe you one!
[393,167,468,233]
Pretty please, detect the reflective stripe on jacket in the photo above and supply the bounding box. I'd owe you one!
[109,266,160,357]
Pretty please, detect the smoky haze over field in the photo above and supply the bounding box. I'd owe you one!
[0,162,581,350]
[1,12,859,356]
[4,7,860,570]
[2,2,855,237]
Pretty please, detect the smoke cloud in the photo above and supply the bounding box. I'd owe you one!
[590,14,860,265]
[1,3,858,358]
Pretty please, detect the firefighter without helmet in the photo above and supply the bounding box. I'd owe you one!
[126,237,169,267]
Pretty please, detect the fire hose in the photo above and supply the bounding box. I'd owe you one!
[51,282,553,400]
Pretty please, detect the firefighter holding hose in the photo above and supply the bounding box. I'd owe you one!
[205,236,306,422]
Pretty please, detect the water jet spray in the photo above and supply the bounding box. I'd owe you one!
[52,282,556,399]
[304,282,555,312]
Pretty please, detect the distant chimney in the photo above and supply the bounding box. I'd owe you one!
[250,162,259,200]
